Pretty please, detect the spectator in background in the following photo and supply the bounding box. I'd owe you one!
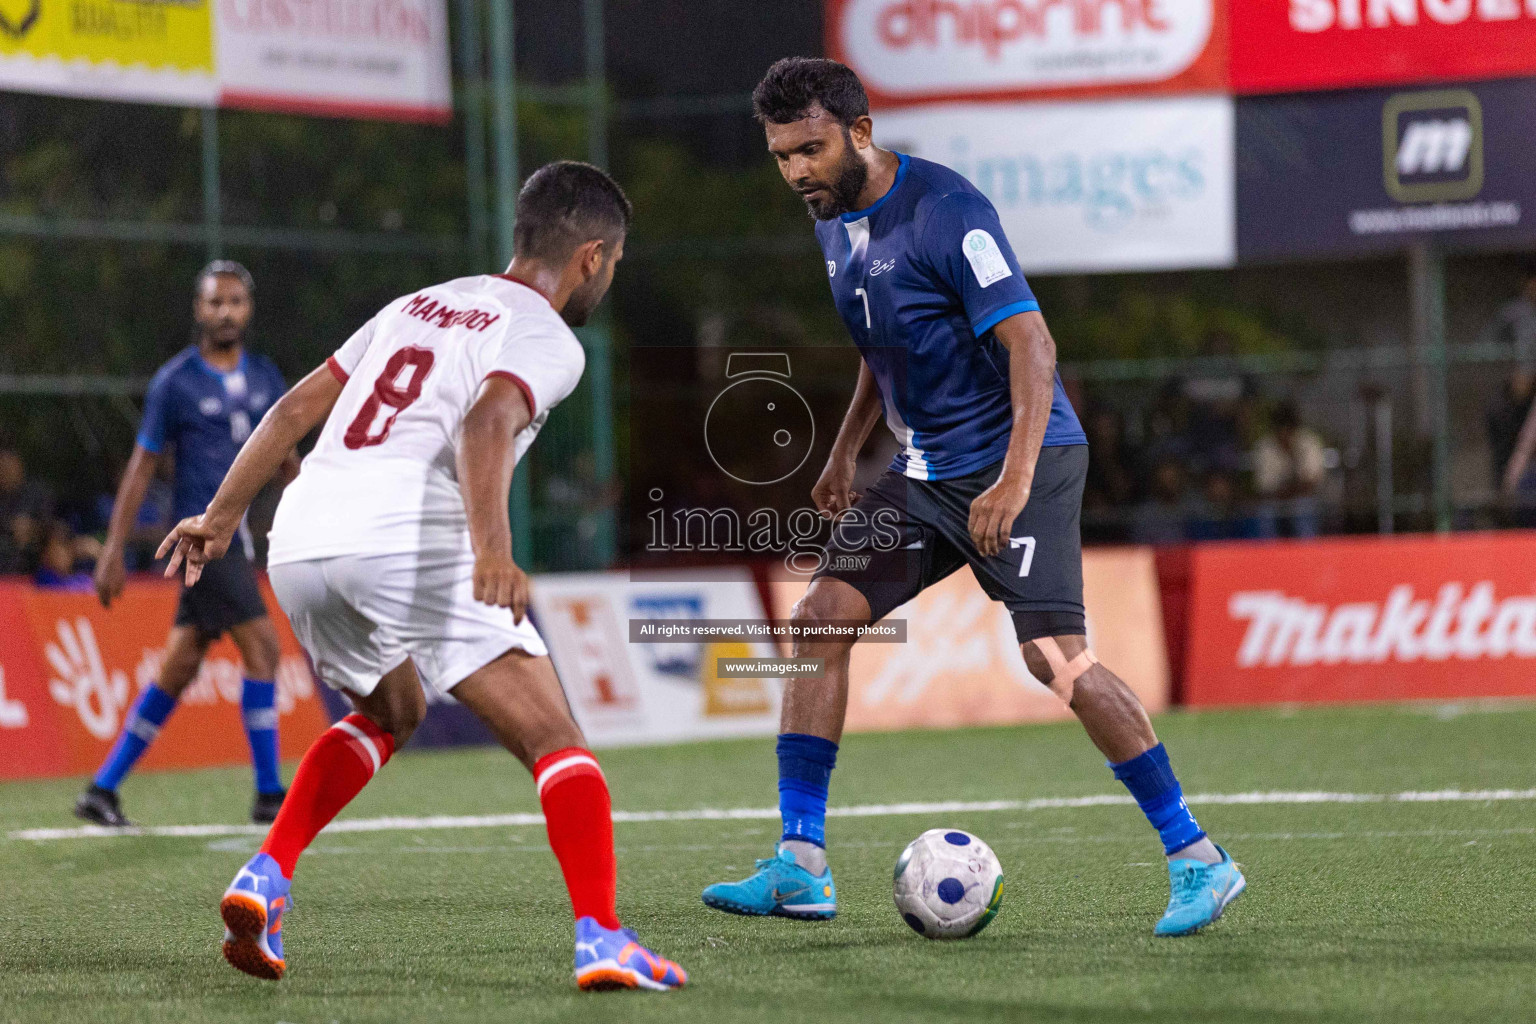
[0,447,54,574]
[1139,382,1194,485]
[92,460,175,569]
[1252,401,1327,538]
[1083,406,1138,512]
[1187,470,1269,542]
[1129,458,1193,545]
[1488,369,1535,488]
[1479,266,1536,370]
[1179,329,1251,476]
[33,520,97,591]
[1497,365,1536,521]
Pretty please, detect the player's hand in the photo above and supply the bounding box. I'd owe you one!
[811,455,861,519]
[474,552,531,624]
[968,475,1030,559]
[93,553,126,609]
[156,514,235,587]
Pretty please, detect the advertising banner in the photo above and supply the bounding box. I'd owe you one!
[1185,532,1536,706]
[1231,0,1536,95]
[1237,78,1536,260]
[770,546,1170,732]
[827,0,1227,106]
[532,568,784,748]
[0,0,450,121]
[877,95,1235,273]
[0,578,330,781]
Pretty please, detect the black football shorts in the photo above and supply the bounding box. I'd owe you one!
[174,543,270,638]
[810,444,1088,643]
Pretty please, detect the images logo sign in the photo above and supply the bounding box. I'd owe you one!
[1384,89,1483,204]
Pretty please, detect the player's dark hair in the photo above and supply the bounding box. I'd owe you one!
[752,57,869,128]
[513,161,632,262]
[195,259,254,296]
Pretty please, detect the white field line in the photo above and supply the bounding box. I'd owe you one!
[10,787,1536,843]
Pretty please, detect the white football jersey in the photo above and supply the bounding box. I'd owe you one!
[267,274,585,565]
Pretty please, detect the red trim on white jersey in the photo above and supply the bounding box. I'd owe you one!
[484,370,538,419]
[492,274,554,307]
[326,356,350,384]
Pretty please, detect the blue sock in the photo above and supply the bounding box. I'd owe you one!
[93,684,177,791]
[1110,743,1206,856]
[241,678,283,795]
[777,732,838,848]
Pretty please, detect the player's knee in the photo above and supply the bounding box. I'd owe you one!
[791,584,865,648]
[248,635,282,678]
[158,637,213,694]
[365,681,425,746]
[1022,635,1097,706]
[388,686,427,745]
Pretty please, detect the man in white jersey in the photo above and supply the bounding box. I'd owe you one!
[158,162,686,992]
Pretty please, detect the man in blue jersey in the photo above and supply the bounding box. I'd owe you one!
[75,262,294,827]
[702,59,1245,937]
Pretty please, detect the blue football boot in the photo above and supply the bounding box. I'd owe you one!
[573,917,687,992]
[220,852,290,979]
[1155,845,1246,937]
[701,846,836,920]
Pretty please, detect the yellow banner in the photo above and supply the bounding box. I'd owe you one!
[0,0,212,73]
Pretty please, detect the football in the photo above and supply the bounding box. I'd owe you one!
[892,828,1005,940]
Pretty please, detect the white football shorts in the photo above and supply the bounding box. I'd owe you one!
[268,551,548,699]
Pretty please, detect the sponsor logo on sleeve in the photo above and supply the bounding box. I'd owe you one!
[962,229,1013,287]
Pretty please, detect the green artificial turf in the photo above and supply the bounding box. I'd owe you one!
[3,702,1535,1023]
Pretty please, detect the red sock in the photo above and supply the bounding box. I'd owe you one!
[260,714,394,878]
[536,747,619,930]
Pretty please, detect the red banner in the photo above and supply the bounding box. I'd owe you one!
[0,579,330,780]
[1231,0,1536,94]
[1185,532,1536,706]
[826,0,1228,106]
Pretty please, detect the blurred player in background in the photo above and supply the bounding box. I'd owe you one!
[76,262,294,828]
[702,59,1245,937]
[159,162,686,992]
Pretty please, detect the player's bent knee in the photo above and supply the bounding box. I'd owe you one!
[791,580,869,648]
[1023,636,1098,706]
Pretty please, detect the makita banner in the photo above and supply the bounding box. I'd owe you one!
[1236,78,1536,261]
[878,95,1235,273]
[1185,532,1536,705]
[827,0,1227,105]
[1231,0,1536,95]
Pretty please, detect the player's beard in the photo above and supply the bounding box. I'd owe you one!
[561,275,606,327]
[801,142,869,221]
[199,324,246,351]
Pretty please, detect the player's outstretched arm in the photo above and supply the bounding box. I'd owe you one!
[160,364,343,582]
[457,375,535,622]
[812,357,883,518]
[968,311,1056,558]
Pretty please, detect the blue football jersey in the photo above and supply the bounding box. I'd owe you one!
[136,347,287,520]
[815,153,1085,480]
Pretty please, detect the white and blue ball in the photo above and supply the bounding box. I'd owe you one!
[892,828,1004,940]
